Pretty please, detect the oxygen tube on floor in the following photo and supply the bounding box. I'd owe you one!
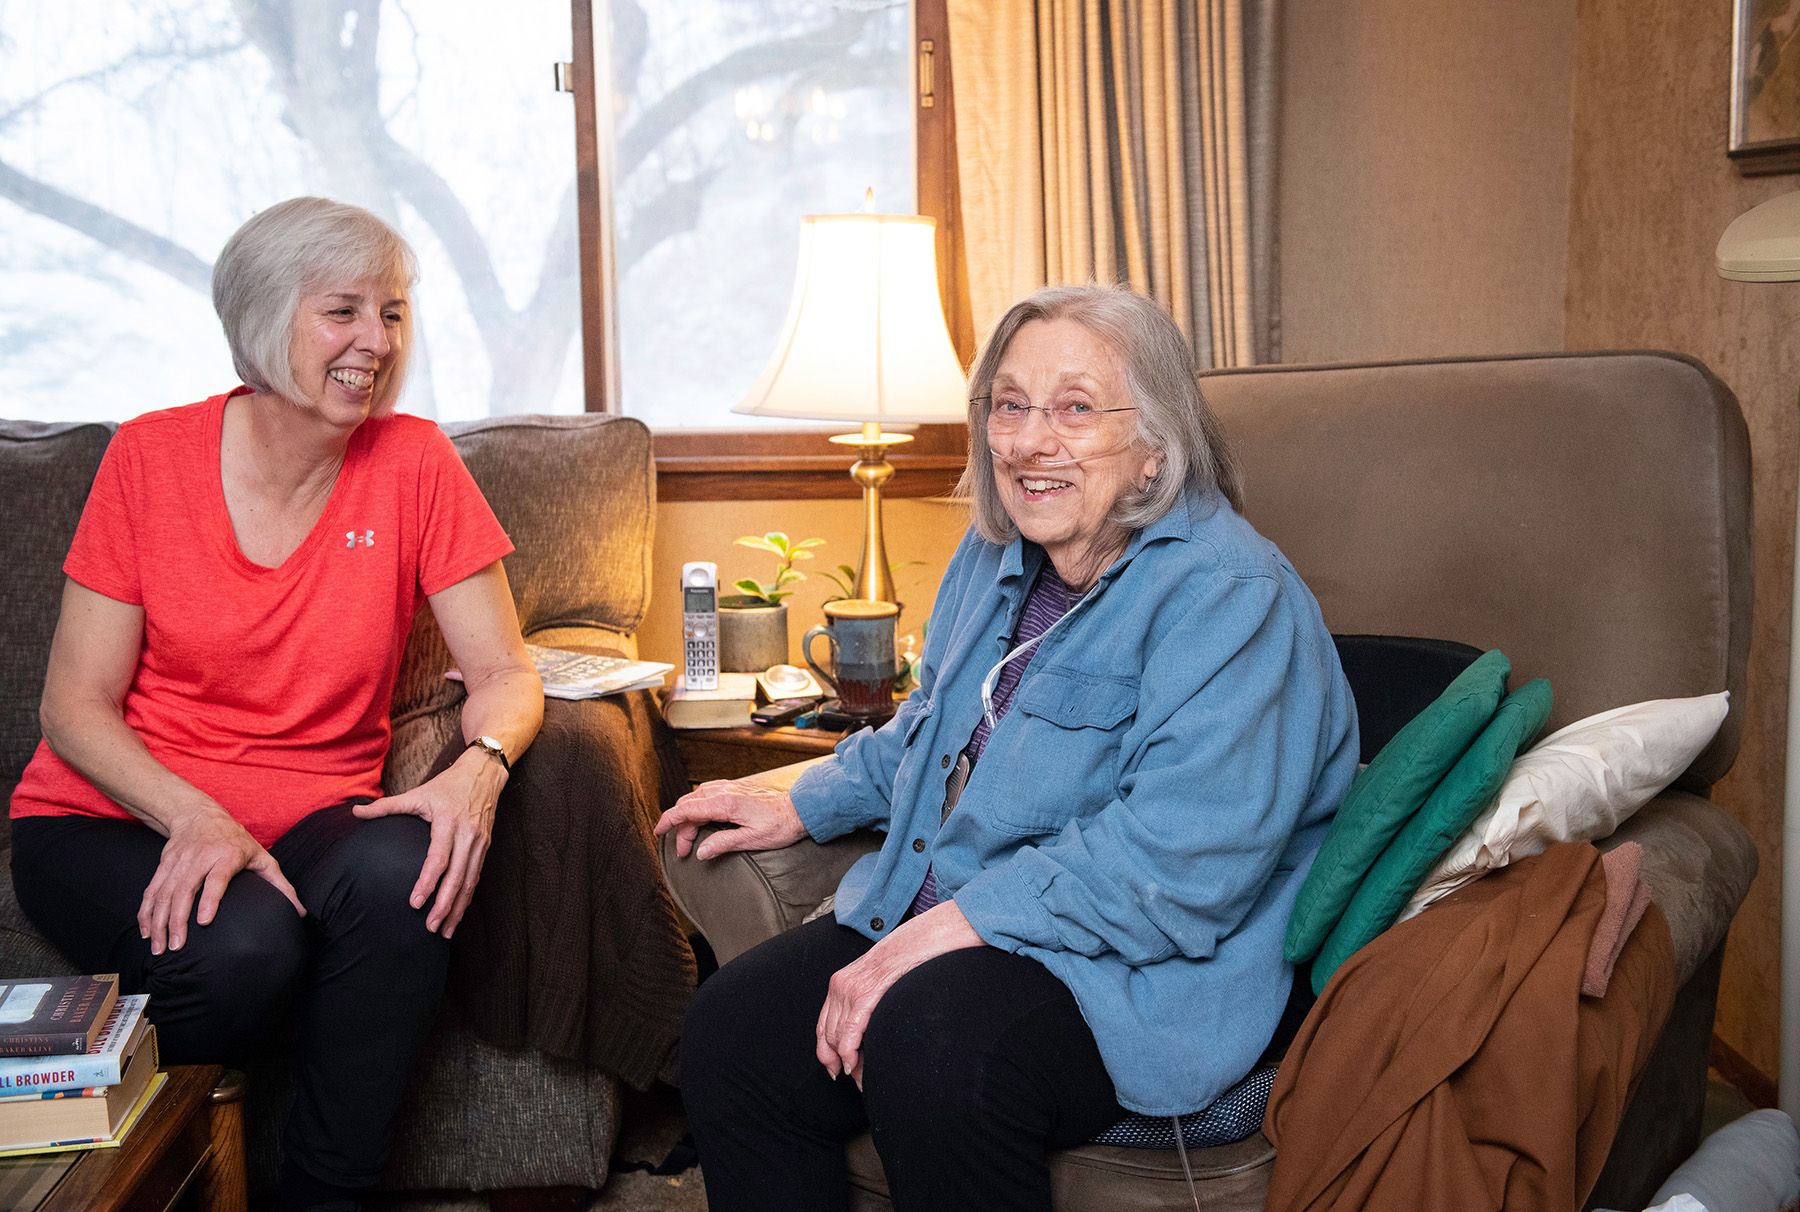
[1171,1114,1202,1212]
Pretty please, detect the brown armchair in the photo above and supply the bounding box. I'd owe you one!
[662,351,1760,1211]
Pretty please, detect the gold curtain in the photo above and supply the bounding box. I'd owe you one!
[946,0,1279,368]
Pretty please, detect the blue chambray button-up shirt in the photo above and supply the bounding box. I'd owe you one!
[789,487,1359,1117]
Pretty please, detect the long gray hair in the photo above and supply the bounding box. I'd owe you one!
[956,285,1244,546]
[211,197,419,416]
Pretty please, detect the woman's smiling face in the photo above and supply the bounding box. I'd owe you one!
[988,318,1159,585]
[286,276,408,426]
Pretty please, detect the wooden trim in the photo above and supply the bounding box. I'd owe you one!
[1710,1034,1779,1109]
[655,425,969,501]
[572,0,617,413]
[674,725,847,783]
[915,0,975,365]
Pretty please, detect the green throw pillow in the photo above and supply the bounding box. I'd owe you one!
[1309,677,1554,993]
[1284,648,1512,965]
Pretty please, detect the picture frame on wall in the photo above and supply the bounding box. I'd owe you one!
[1731,0,1800,174]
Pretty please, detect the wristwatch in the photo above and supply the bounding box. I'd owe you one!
[467,735,511,773]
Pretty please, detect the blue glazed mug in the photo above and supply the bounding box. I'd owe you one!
[803,599,899,722]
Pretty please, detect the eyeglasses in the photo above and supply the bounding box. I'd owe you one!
[971,394,1136,438]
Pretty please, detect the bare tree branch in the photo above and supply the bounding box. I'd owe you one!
[617,167,721,272]
[0,157,212,292]
[616,12,871,178]
[0,38,248,134]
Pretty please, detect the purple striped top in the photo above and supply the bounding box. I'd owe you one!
[912,561,1082,914]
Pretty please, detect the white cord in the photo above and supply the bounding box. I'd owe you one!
[978,581,1096,732]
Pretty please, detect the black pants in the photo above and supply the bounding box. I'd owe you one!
[11,803,449,1192]
[682,914,1126,1212]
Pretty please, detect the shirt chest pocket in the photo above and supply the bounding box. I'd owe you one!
[983,668,1138,835]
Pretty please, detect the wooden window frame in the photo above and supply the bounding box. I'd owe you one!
[570,0,970,502]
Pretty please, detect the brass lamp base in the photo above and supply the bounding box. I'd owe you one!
[828,422,912,607]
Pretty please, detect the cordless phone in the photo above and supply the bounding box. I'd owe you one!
[681,562,720,691]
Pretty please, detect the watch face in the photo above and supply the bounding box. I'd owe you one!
[471,736,508,768]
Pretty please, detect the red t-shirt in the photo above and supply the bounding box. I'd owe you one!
[9,388,514,846]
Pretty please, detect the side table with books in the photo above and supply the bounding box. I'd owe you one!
[0,975,246,1212]
[0,1065,245,1212]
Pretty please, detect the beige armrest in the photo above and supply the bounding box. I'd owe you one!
[1599,788,1758,988]
[661,755,885,964]
[737,756,830,793]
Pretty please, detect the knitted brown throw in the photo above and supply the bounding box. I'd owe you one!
[444,690,696,1090]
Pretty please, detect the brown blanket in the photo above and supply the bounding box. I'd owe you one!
[444,690,696,1090]
[1263,842,1674,1212]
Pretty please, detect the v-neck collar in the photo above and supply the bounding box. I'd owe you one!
[210,387,362,579]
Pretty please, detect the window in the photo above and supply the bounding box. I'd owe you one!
[598,0,915,430]
[0,0,966,498]
[0,1,584,422]
[580,0,971,499]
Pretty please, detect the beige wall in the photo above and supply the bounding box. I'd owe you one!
[1565,0,1796,1083]
[639,498,970,674]
[1279,0,1576,363]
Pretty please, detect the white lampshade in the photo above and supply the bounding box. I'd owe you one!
[734,213,969,424]
[1717,189,1800,281]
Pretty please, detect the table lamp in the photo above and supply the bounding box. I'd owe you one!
[1716,190,1800,1120]
[734,193,968,605]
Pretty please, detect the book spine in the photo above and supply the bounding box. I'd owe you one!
[0,1054,118,1094]
[0,1032,97,1058]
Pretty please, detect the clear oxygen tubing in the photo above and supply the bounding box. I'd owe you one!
[986,443,1136,470]
[1171,1115,1202,1211]
[978,581,1098,733]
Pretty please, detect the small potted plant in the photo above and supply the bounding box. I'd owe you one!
[718,532,824,672]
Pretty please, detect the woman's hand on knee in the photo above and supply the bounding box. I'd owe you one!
[816,902,987,1089]
[354,748,501,938]
[654,780,807,860]
[140,807,304,955]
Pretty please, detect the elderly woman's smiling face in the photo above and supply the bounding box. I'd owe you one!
[988,318,1160,588]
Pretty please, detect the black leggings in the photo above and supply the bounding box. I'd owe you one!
[681,914,1126,1212]
[10,803,448,1191]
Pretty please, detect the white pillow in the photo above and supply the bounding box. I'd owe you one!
[1398,691,1730,922]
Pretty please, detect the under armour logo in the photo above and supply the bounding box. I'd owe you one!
[346,530,375,548]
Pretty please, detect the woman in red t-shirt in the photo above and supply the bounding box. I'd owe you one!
[8,198,544,1212]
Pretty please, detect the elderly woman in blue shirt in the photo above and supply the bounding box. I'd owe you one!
[656,284,1359,1212]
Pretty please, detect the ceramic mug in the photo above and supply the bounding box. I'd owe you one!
[803,599,900,721]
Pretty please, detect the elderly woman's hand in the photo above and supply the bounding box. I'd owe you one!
[140,805,305,955]
[354,747,505,937]
[655,778,809,859]
[816,901,986,1088]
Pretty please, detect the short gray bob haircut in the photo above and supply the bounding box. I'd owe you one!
[957,284,1244,546]
[211,197,419,416]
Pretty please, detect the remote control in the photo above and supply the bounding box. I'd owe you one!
[750,695,825,726]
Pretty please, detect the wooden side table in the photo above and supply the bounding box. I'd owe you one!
[674,723,848,784]
[6,1064,248,1212]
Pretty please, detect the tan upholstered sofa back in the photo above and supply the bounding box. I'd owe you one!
[1200,352,1752,789]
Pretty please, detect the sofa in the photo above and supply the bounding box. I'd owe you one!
[0,412,694,1199]
[662,350,1761,1211]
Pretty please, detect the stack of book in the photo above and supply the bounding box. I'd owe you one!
[0,975,162,1155]
[664,673,762,728]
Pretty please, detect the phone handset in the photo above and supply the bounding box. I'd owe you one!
[681,562,720,691]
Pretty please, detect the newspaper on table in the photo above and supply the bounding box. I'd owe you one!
[447,645,673,700]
